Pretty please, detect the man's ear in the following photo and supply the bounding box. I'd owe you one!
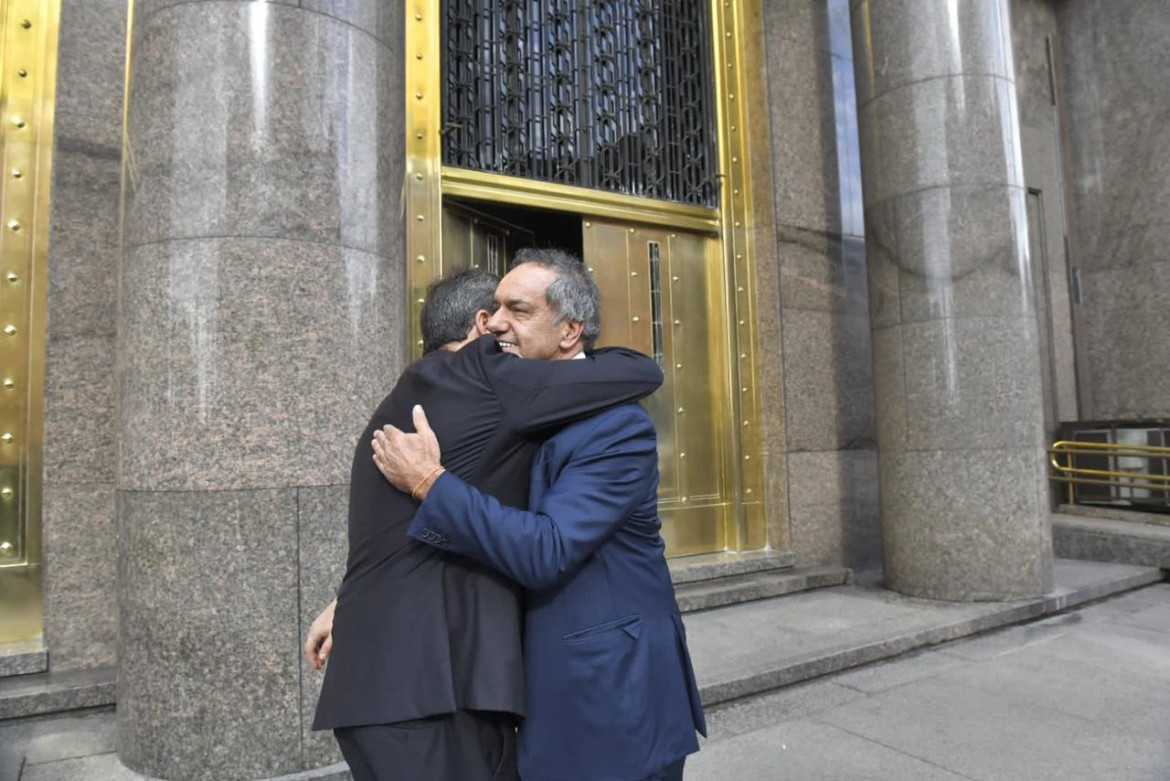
[559,319,585,350]
[473,309,492,336]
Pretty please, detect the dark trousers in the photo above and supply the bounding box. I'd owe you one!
[335,710,518,781]
[642,758,686,781]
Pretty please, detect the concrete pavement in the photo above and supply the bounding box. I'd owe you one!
[688,582,1170,780]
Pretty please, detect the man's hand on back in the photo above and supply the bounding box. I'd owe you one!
[304,599,337,671]
[373,405,446,500]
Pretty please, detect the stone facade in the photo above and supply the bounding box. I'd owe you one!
[19,0,1168,777]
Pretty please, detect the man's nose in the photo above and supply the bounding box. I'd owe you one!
[485,310,507,333]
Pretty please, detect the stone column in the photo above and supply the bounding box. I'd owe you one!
[851,0,1053,600]
[118,2,403,778]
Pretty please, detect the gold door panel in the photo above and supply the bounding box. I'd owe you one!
[0,0,58,644]
[586,220,733,556]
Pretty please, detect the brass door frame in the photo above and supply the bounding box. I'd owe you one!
[403,0,775,553]
[0,0,60,643]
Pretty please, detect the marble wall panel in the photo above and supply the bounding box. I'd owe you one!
[852,0,1014,106]
[42,485,117,671]
[55,0,128,144]
[125,2,401,257]
[1079,261,1170,420]
[119,238,402,492]
[781,309,875,453]
[43,335,116,486]
[1010,0,1059,133]
[751,220,791,553]
[1057,0,1170,272]
[41,0,129,678]
[778,228,867,315]
[764,27,840,235]
[296,485,349,768]
[46,148,120,339]
[766,0,875,565]
[117,488,302,780]
[51,111,121,158]
[880,447,1053,600]
[1044,261,1079,424]
[786,449,881,570]
[859,75,1024,207]
[1055,0,1170,421]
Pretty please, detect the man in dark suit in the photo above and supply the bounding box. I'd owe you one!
[374,251,706,781]
[306,266,662,780]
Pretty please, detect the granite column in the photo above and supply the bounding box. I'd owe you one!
[118,1,403,777]
[851,0,1053,600]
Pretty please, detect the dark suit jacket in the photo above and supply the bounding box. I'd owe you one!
[313,336,662,730]
[410,403,706,780]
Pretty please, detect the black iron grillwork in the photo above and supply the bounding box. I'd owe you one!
[444,0,719,208]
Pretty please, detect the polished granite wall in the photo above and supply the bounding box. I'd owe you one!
[763,0,881,571]
[1011,0,1079,441]
[852,0,1053,600]
[117,1,404,777]
[1056,0,1170,420]
[41,0,126,675]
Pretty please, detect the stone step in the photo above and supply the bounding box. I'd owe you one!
[0,666,115,722]
[685,559,1164,708]
[669,550,796,585]
[1053,512,1170,568]
[675,565,851,614]
[0,639,47,678]
[1057,503,1170,528]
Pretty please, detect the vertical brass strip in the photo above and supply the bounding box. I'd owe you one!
[710,0,767,550]
[405,0,443,361]
[0,0,60,643]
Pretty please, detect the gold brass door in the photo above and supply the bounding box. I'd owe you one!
[585,220,732,556]
[0,0,59,644]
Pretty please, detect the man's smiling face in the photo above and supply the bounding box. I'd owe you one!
[486,263,578,360]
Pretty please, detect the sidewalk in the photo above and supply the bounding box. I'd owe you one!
[688,582,1170,780]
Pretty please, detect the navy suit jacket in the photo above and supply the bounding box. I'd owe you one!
[411,402,706,781]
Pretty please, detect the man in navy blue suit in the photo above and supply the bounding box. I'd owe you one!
[374,249,706,781]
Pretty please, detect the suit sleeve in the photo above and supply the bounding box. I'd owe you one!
[408,408,658,590]
[476,337,664,435]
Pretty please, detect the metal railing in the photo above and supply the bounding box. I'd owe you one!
[1049,440,1170,505]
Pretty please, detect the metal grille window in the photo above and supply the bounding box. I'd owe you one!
[444,0,719,207]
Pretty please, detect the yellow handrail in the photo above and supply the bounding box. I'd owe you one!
[1049,440,1170,504]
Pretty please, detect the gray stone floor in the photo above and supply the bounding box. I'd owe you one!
[2,581,1168,780]
[688,583,1170,781]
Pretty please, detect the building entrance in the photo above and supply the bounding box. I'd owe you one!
[442,200,734,555]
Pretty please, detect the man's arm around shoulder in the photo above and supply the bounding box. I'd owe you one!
[407,405,656,590]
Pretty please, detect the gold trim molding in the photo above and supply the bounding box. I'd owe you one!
[442,167,720,235]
